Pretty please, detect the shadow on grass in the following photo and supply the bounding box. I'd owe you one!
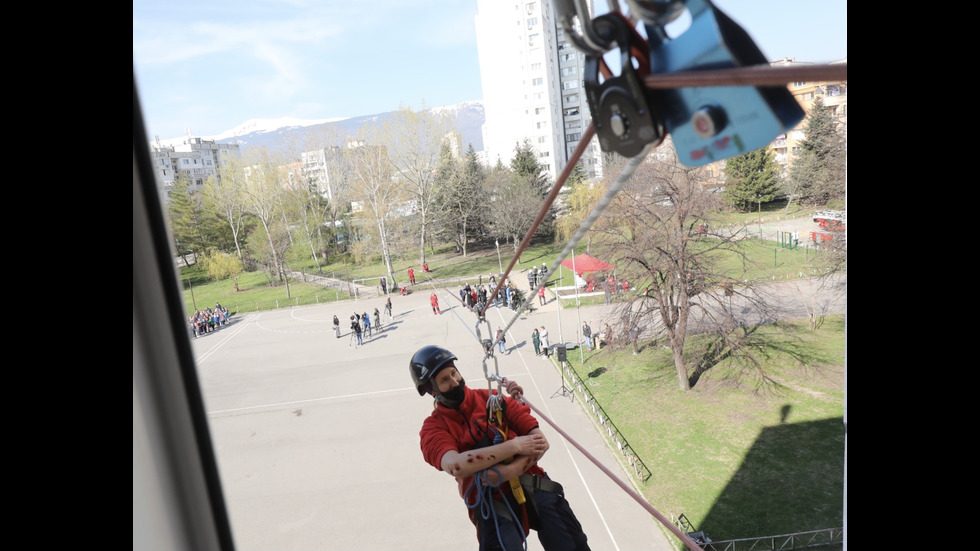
[587,367,607,378]
[698,416,845,542]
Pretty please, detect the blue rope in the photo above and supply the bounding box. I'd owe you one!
[464,467,528,551]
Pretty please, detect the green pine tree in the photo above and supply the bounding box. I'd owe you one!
[722,147,782,212]
[789,96,846,206]
[510,139,550,195]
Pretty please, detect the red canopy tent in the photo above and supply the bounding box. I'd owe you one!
[560,253,615,276]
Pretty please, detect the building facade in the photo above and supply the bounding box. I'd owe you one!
[150,137,241,198]
[475,0,603,184]
[771,57,847,174]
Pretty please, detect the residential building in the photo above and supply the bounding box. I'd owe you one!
[302,146,346,201]
[475,0,603,184]
[150,137,241,199]
[771,57,847,175]
[692,57,847,189]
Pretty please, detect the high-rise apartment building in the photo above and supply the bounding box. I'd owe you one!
[475,0,602,184]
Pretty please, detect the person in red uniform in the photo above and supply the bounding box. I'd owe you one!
[430,292,442,315]
[408,268,416,285]
[410,346,591,551]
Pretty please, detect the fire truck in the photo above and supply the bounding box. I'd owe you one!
[811,210,846,243]
[813,210,846,231]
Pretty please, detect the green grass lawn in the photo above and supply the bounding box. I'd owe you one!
[562,316,845,544]
[185,229,834,316]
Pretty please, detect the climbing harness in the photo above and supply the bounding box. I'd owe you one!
[464,467,529,551]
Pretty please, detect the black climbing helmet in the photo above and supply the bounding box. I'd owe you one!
[410,345,457,396]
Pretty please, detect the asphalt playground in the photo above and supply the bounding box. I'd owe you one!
[191,280,680,551]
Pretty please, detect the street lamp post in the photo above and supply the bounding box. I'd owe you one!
[187,276,197,311]
[495,239,502,274]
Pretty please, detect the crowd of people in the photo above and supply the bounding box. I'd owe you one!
[188,303,230,338]
[457,275,529,314]
[337,297,393,348]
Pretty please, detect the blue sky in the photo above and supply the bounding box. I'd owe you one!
[133,0,846,142]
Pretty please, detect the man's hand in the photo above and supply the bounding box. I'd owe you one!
[510,433,547,457]
[501,377,525,404]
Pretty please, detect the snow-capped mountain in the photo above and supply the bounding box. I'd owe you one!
[152,101,485,154]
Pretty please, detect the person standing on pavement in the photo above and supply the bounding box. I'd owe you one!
[363,312,372,339]
[351,314,363,347]
[380,277,388,295]
[374,308,383,331]
[431,292,442,315]
[582,322,592,352]
[532,328,541,356]
[385,297,393,321]
[496,328,507,354]
[538,285,546,306]
[333,315,341,339]
[539,326,550,357]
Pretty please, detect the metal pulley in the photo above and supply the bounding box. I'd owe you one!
[583,12,665,158]
[635,0,805,166]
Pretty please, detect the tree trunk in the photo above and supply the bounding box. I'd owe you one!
[672,334,690,391]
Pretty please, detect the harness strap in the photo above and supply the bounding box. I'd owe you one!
[519,473,564,497]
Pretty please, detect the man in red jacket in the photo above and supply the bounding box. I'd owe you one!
[430,292,442,315]
[410,346,591,551]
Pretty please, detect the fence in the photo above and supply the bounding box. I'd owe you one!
[557,358,653,482]
[219,289,351,314]
[699,527,843,550]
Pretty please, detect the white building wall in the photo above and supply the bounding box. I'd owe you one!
[476,0,601,183]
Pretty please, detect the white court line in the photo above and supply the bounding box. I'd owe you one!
[206,386,410,417]
[194,313,254,365]
[487,305,621,550]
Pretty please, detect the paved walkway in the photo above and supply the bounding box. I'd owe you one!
[193,271,844,551]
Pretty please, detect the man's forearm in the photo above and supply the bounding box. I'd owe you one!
[479,455,536,486]
[441,440,520,478]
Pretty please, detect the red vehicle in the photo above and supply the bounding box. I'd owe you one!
[813,210,846,231]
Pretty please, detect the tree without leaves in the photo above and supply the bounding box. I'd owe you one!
[245,218,292,289]
[380,103,454,268]
[298,124,358,257]
[280,179,333,274]
[593,141,782,391]
[238,147,292,297]
[555,161,603,252]
[207,155,256,269]
[343,128,406,285]
[484,164,544,254]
